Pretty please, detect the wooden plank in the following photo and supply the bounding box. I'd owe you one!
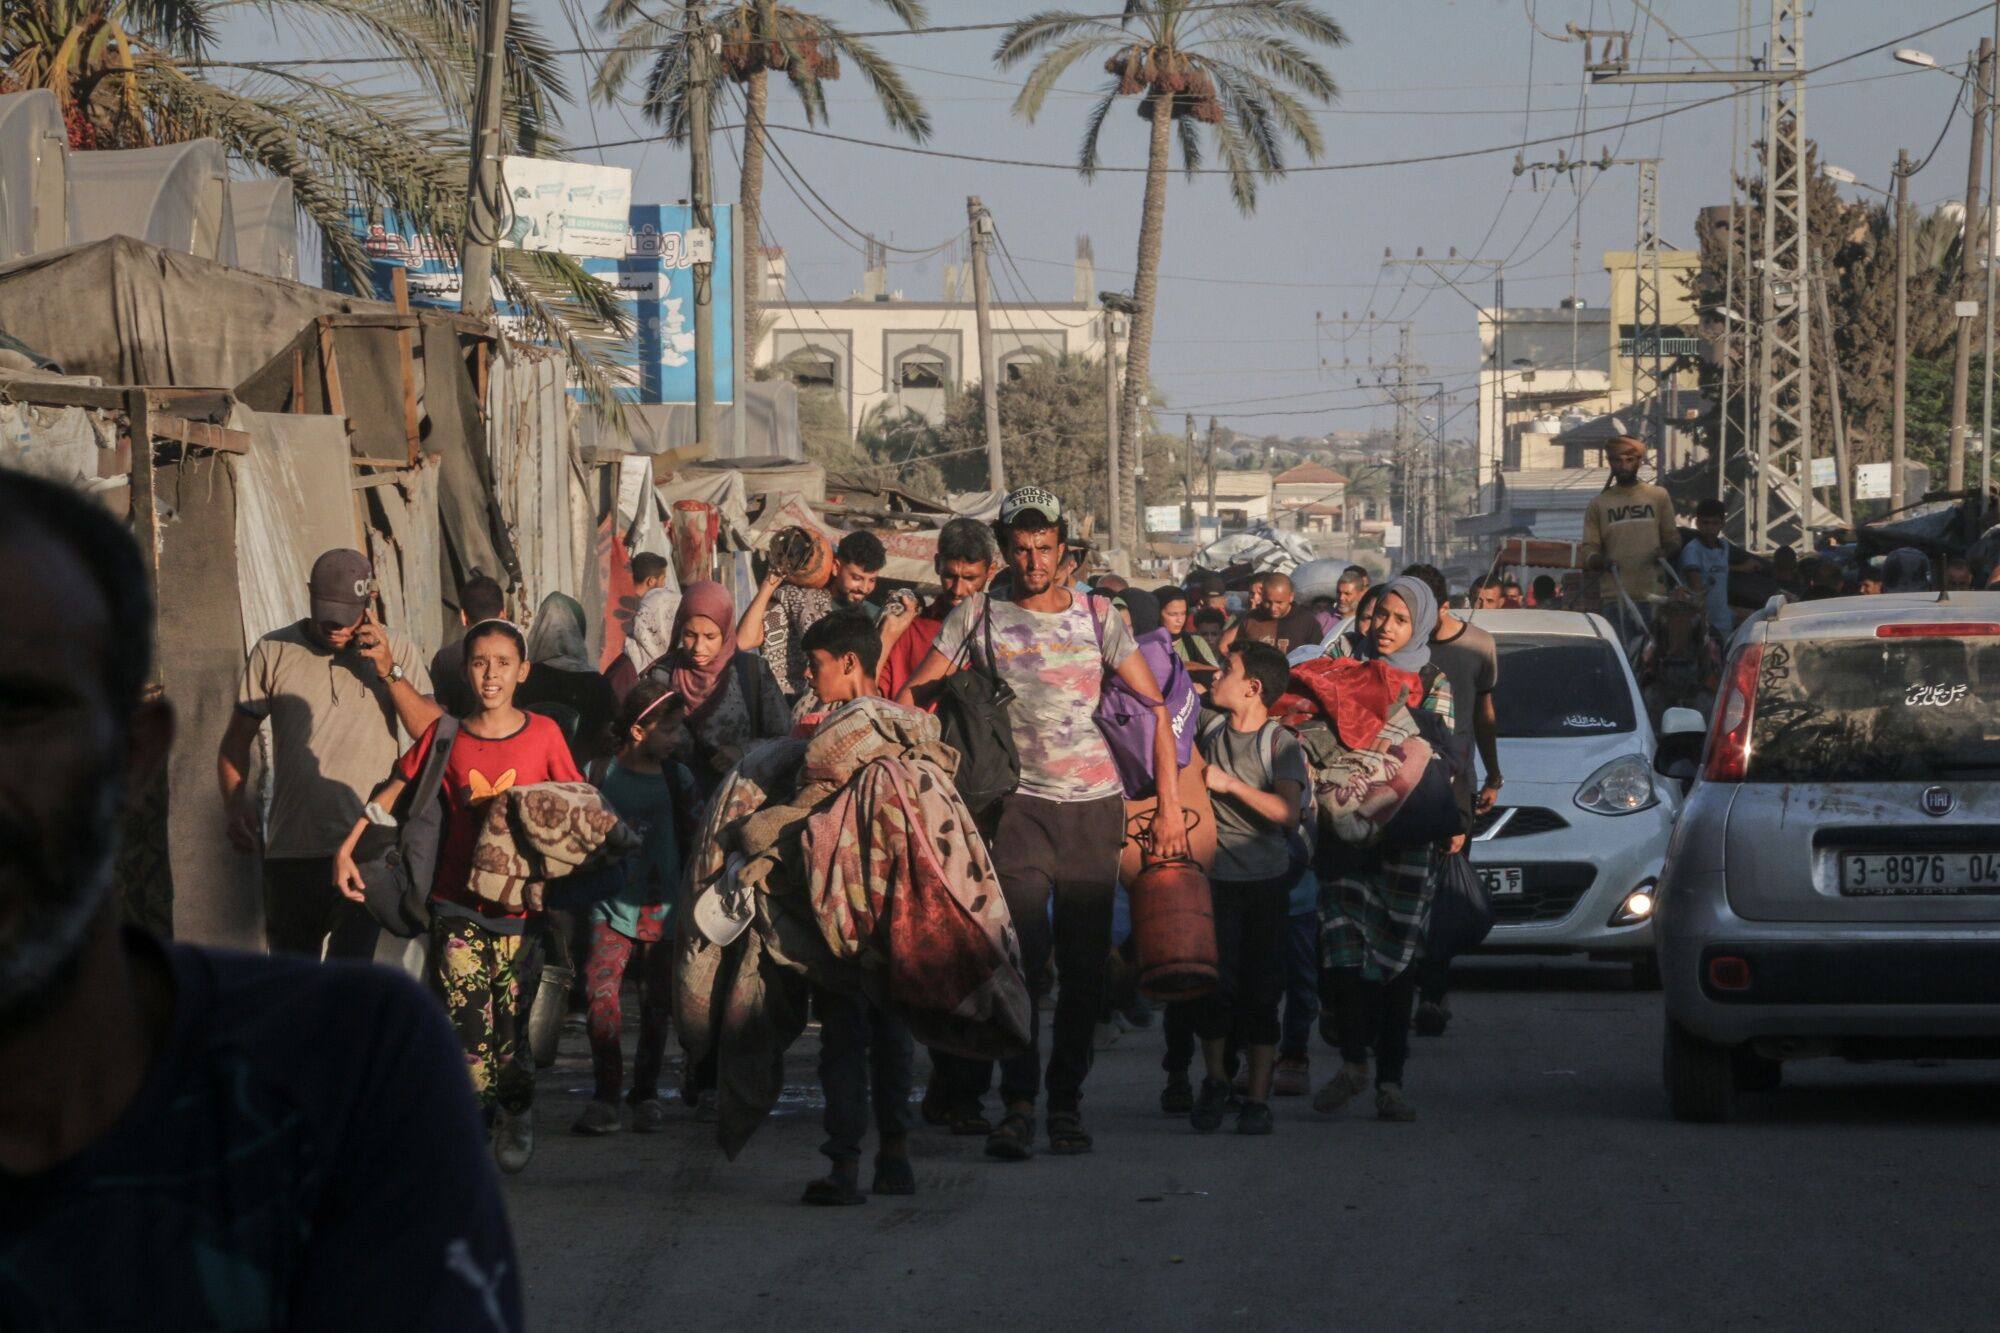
[0,378,125,411]
[291,345,305,413]
[349,455,411,469]
[351,471,415,491]
[151,416,250,455]
[125,388,158,596]
[318,320,347,421]
[391,268,422,467]
[474,339,490,409]
[318,312,420,330]
[143,388,232,420]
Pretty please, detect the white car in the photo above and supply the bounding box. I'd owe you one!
[1464,609,1703,985]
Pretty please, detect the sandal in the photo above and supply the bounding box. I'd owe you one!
[801,1174,867,1206]
[1045,1110,1093,1156]
[984,1110,1035,1162]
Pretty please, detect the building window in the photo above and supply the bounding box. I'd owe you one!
[899,357,946,390]
[794,356,839,390]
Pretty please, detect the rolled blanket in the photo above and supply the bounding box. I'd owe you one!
[466,782,639,914]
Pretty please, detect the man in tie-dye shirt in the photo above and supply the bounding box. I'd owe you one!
[902,486,1186,1161]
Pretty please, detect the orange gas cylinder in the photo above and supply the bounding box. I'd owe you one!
[768,525,833,589]
[1129,853,1218,1001]
[1119,757,1215,888]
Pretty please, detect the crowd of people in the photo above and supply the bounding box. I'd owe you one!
[13,429,1996,1324]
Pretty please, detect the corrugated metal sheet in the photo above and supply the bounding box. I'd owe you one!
[488,344,591,619]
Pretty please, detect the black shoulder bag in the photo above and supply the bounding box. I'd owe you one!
[933,598,1020,815]
[354,716,458,939]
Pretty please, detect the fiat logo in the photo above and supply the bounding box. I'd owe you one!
[1922,786,1957,818]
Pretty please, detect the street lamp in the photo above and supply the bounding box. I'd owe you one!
[1895,48,1940,70]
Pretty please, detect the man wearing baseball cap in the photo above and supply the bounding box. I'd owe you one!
[217,548,440,959]
[899,485,1188,1160]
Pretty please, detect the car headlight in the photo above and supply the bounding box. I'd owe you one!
[1574,754,1657,816]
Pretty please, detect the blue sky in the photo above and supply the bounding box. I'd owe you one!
[231,1,2000,437]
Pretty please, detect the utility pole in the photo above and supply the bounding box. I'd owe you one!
[1950,37,1995,492]
[458,0,512,316]
[1102,306,1121,545]
[1183,413,1196,530]
[967,198,1007,492]
[1205,416,1217,525]
[1985,0,2000,503]
[1382,253,1503,479]
[688,0,717,451]
[1812,264,1854,524]
[1894,149,1912,511]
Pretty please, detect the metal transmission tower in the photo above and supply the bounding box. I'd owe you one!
[1314,312,1434,562]
[1588,0,1808,550]
[1383,250,1503,527]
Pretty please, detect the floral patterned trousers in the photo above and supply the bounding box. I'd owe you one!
[430,914,533,1114]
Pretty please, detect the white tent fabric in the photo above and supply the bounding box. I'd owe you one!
[230,407,358,646]
[67,140,238,265]
[0,91,69,263]
[368,461,445,668]
[945,489,1005,522]
[229,178,298,280]
[0,396,113,488]
[489,343,593,618]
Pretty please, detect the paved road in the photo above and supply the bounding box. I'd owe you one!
[508,960,2000,1331]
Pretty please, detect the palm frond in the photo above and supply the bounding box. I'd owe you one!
[1007,31,1111,122]
[812,22,931,140]
[1207,31,1337,106]
[1076,80,1119,178]
[121,0,216,58]
[1175,110,1201,174]
[1211,0,1347,50]
[994,10,1126,69]
[495,249,635,424]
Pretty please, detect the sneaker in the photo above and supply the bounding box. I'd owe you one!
[571,1100,622,1136]
[1375,1083,1417,1122]
[1190,1076,1233,1133]
[1312,1062,1371,1114]
[1272,1055,1310,1098]
[1413,1000,1451,1037]
[494,1106,536,1173]
[630,1098,670,1133]
[1236,1099,1275,1136]
[1160,1073,1194,1116]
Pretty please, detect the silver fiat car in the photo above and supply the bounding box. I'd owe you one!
[1657,592,2000,1121]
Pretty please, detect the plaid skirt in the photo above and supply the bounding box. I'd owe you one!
[1318,843,1435,983]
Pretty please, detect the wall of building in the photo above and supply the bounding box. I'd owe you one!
[757,300,1112,435]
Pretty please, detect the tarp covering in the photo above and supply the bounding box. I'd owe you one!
[0,91,69,263]
[0,235,382,387]
[690,455,825,504]
[231,407,357,644]
[619,380,802,459]
[367,461,446,668]
[0,395,114,487]
[657,464,753,549]
[489,343,593,620]
[68,140,238,266]
[229,178,298,281]
[155,454,263,947]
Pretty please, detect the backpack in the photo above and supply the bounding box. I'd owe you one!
[1200,714,1315,873]
[934,598,1020,814]
[1087,597,1199,799]
[353,716,458,938]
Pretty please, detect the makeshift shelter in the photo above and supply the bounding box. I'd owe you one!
[229,179,300,281]
[67,140,238,265]
[0,91,69,264]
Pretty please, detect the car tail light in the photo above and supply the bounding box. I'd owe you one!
[1876,622,2000,638]
[1701,643,1763,783]
[1707,956,1752,991]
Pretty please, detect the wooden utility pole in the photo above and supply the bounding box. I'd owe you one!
[1205,416,1217,525]
[1894,148,1911,511]
[1950,37,1994,491]
[1182,413,1196,530]
[689,0,717,451]
[967,198,1006,492]
[1812,266,1854,523]
[1104,309,1121,544]
[458,0,513,315]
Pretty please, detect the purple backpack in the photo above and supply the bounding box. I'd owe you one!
[1087,597,1199,798]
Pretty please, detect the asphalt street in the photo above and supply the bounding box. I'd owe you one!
[509,960,2000,1331]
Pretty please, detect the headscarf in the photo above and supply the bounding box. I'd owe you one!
[668,580,738,719]
[1115,587,1162,638]
[526,592,593,672]
[1881,547,1932,594]
[1360,575,1437,673]
[624,585,681,673]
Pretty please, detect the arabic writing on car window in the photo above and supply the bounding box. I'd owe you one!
[1906,683,1969,708]
[1562,714,1618,730]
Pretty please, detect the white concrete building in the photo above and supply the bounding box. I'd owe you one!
[754,244,1116,436]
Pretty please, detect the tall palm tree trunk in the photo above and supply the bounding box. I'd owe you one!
[1120,94,1174,554]
[740,67,770,371]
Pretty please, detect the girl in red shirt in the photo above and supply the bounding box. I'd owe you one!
[336,618,581,1175]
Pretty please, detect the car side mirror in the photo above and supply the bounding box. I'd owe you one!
[1660,706,1705,738]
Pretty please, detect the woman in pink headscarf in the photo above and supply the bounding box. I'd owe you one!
[655,580,789,794]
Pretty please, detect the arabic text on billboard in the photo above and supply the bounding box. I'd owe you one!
[581,204,734,406]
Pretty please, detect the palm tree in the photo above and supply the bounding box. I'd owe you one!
[996,0,1345,551]
[591,1,931,365]
[1,0,631,404]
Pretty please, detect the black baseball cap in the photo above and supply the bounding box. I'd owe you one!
[309,549,374,626]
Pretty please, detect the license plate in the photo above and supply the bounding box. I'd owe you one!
[1839,851,2000,896]
[1479,866,1525,898]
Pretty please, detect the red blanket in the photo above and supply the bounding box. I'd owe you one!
[1276,657,1426,750]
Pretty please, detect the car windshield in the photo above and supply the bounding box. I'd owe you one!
[1747,635,2000,782]
[1492,634,1636,738]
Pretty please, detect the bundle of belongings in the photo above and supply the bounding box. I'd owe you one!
[1273,657,1448,848]
[676,697,1032,1158]
[470,783,641,912]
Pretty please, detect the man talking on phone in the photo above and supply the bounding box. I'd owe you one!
[217,549,439,959]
